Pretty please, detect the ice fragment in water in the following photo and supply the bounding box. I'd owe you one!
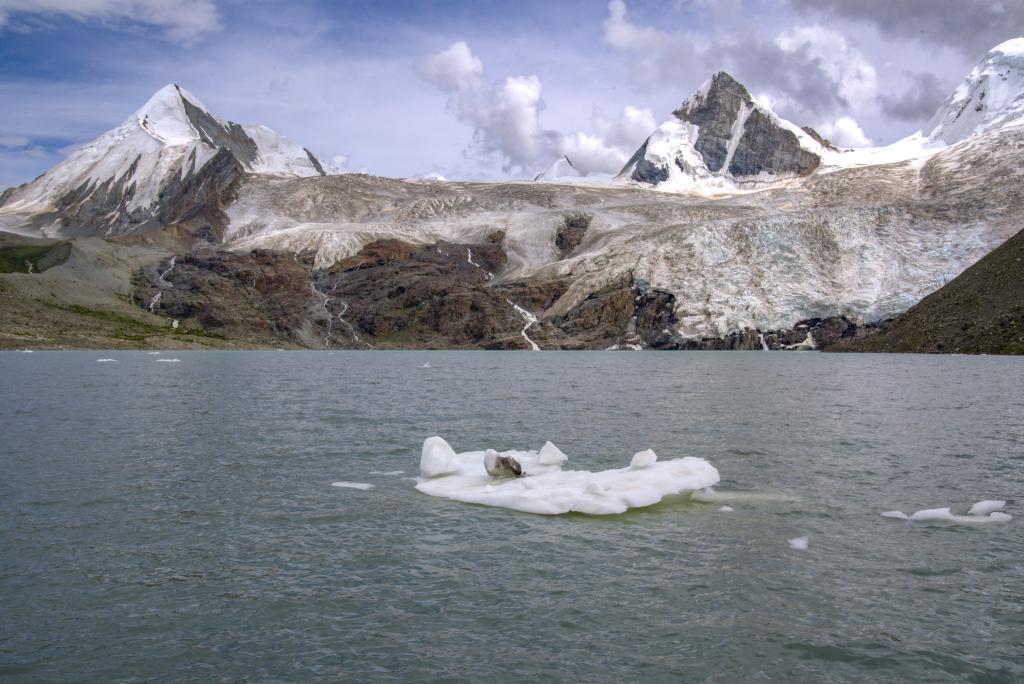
[881,511,909,519]
[718,505,734,512]
[414,437,719,516]
[788,536,809,550]
[968,500,1006,516]
[331,481,374,490]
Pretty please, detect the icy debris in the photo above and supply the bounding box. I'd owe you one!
[630,449,658,468]
[331,481,374,491]
[419,436,459,477]
[718,505,734,512]
[147,351,161,355]
[414,437,720,515]
[884,500,1013,524]
[368,470,405,476]
[96,358,118,363]
[788,536,809,551]
[537,441,568,465]
[155,358,180,363]
[968,500,1006,516]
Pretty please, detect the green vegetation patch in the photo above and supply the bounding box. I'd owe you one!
[0,241,72,274]
[48,303,228,341]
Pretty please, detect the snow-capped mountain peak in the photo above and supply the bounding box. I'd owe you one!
[923,37,1024,144]
[0,84,333,237]
[534,155,583,181]
[134,84,209,145]
[619,71,825,192]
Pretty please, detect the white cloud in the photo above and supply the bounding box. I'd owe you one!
[775,25,878,108]
[0,134,31,148]
[0,0,220,44]
[416,41,656,176]
[818,116,871,147]
[413,41,483,94]
[330,154,349,171]
[603,0,670,52]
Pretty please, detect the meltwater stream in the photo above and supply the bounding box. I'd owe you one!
[1,351,1022,682]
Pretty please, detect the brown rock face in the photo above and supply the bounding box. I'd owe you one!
[133,248,317,346]
[554,213,591,259]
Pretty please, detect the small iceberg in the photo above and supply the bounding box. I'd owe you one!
[147,351,161,355]
[788,536,809,551]
[882,500,1012,524]
[414,436,720,515]
[96,358,118,363]
[155,358,180,363]
[718,505,734,512]
[421,362,431,368]
[331,481,374,491]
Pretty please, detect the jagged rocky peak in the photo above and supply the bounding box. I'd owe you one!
[923,37,1024,144]
[619,70,823,190]
[0,83,333,237]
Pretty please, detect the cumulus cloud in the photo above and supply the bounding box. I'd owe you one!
[878,71,949,122]
[817,116,871,147]
[774,25,877,109]
[788,0,1024,57]
[416,41,655,176]
[413,41,483,94]
[0,0,220,44]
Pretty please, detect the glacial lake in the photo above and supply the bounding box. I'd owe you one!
[1,351,1022,682]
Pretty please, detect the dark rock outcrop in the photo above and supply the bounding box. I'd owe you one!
[674,72,820,179]
[554,213,591,259]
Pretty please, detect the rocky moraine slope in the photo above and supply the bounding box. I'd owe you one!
[2,39,1023,351]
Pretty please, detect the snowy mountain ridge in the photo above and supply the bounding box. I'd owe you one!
[923,37,1024,144]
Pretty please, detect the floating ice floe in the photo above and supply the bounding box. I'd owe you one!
[96,358,118,363]
[331,481,374,491]
[147,351,161,355]
[718,505,735,512]
[155,358,181,363]
[882,500,1012,524]
[368,470,405,476]
[414,436,720,515]
[788,536,809,551]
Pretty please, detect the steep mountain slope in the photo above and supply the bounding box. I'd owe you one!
[831,227,1024,354]
[0,85,331,239]
[923,38,1024,144]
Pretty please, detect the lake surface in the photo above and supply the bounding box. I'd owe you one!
[1,351,1022,682]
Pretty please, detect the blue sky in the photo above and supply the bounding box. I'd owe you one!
[1,0,1020,187]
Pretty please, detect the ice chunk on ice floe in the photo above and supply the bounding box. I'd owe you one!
[537,441,568,465]
[788,536,809,550]
[420,436,459,477]
[331,481,374,490]
[881,510,909,519]
[414,437,720,515]
[968,500,1006,516]
[630,449,657,468]
[484,449,523,478]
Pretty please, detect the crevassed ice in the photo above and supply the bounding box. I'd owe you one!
[414,436,720,516]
